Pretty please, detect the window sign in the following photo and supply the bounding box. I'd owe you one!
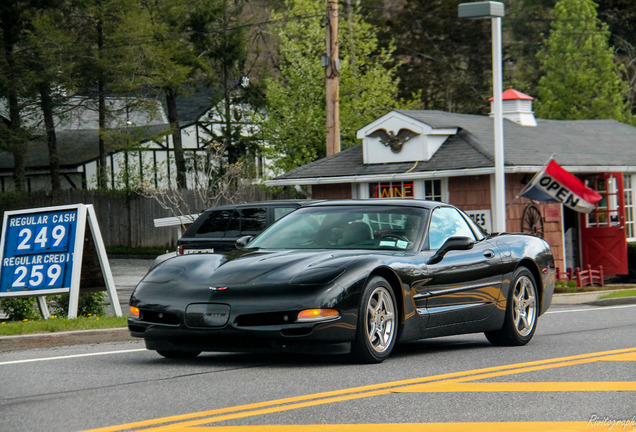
[465,210,492,233]
[0,204,121,319]
[370,181,414,199]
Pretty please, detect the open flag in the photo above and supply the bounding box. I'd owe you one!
[520,160,602,213]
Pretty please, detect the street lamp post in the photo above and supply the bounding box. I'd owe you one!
[458,1,506,232]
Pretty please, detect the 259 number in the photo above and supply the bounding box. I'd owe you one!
[11,263,65,289]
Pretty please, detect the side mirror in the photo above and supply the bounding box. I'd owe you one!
[427,236,474,265]
[235,235,254,249]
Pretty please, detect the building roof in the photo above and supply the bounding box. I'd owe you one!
[269,110,636,185]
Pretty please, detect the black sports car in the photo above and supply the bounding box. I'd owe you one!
[128,200,555,363]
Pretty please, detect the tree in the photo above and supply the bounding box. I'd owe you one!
[503,0,555,95]
[63,0,147,189]
[121,0,202,190]
[366,0,493,115]
[596,0,636,121]
[261,0,414,174]
[534,0,630,121]
[0,0,35,192]
[25,1,75,191]
[190,0,262,171]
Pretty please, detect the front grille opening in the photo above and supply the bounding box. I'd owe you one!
[281,327,312,337]
[235,311,299,327]
[141,310,181,325]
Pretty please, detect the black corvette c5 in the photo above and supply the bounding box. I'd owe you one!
[128,200,555,363]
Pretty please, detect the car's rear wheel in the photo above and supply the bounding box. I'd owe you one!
[156,350,201,359]
[351,276,398,363]
[485,267,538,346]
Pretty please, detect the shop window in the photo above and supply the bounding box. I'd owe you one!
[586,176,620,228]
[424,179,442,201]
[369,181,414,199]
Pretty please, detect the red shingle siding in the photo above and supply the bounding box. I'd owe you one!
[312,183,352,199]
[448,176,490,210]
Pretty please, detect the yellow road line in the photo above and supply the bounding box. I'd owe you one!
[183,423,631,432]
[396,381,636,393]
[81,347,636,432]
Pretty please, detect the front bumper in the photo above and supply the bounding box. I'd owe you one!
[128,309,357,355]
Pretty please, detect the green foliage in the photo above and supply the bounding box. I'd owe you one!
[0,297,40,321]
[49,292,107,317]
[535,0,630,121]
[261,0,416,174]
[367,0,493,115]
[0,315,128,335]
[598,288,636,300]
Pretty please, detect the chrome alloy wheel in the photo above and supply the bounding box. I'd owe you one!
[365,286,396,353]
[512,275,537,337]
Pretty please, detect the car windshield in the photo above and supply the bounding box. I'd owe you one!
[247,205,429,251]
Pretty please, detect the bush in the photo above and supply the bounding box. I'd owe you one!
[49,292,106,317]
[0,297,41,321]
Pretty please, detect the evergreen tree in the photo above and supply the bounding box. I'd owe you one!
[0,0,36,192]
[504,0,555,96]
[596,0,636,119]
[367,0,493,115]
[122,0,202,189]
[534,0,629,121]
[262,0,413,174]
[64,0,145,189]
[25,1,75,191]
[190,0,258,169]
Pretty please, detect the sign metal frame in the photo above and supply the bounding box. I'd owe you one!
[0,204,121,318]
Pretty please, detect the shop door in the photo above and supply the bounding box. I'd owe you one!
[580,173,628,275]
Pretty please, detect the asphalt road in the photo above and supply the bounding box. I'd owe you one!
[1,301,635,432]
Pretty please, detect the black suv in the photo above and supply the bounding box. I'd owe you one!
[153,201,311,267]
[176,200,307,255]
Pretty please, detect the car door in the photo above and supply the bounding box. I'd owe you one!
[420,207,504,327]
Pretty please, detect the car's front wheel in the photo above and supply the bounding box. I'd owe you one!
[351,276,398,363]
[485,267,538,346]
[156,350,201,359]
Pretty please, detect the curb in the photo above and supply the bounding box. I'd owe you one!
[584,296,636,307]
[551,288,636,306]
[0,327,135,353]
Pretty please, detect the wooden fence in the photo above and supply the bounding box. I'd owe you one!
[0,187,294,250]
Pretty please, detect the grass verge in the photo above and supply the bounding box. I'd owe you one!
[0,315,128,336]
[598,289,636,300]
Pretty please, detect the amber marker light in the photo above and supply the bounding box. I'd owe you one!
[130,306,140,317]
[297,308,339,323]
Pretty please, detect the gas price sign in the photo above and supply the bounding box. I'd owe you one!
[1,207,79,294]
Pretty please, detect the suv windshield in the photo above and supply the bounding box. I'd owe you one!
[248,205,429,251]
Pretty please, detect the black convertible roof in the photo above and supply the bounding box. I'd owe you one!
[307,199,444,210]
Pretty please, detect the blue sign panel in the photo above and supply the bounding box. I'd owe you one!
[1,209,78,293]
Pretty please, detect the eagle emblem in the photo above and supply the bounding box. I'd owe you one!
[367,128,419,153]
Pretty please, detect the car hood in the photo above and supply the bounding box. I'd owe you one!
[140,249,366,288]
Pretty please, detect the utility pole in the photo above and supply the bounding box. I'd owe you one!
[325,0,340,156]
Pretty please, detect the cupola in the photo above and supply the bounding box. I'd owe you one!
[489,87,537,127]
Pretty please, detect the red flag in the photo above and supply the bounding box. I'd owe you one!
[520,160,602,213]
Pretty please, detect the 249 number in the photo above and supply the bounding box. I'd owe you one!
[15,224,68,253]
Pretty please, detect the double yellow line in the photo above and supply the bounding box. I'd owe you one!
[84,347,636,432]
